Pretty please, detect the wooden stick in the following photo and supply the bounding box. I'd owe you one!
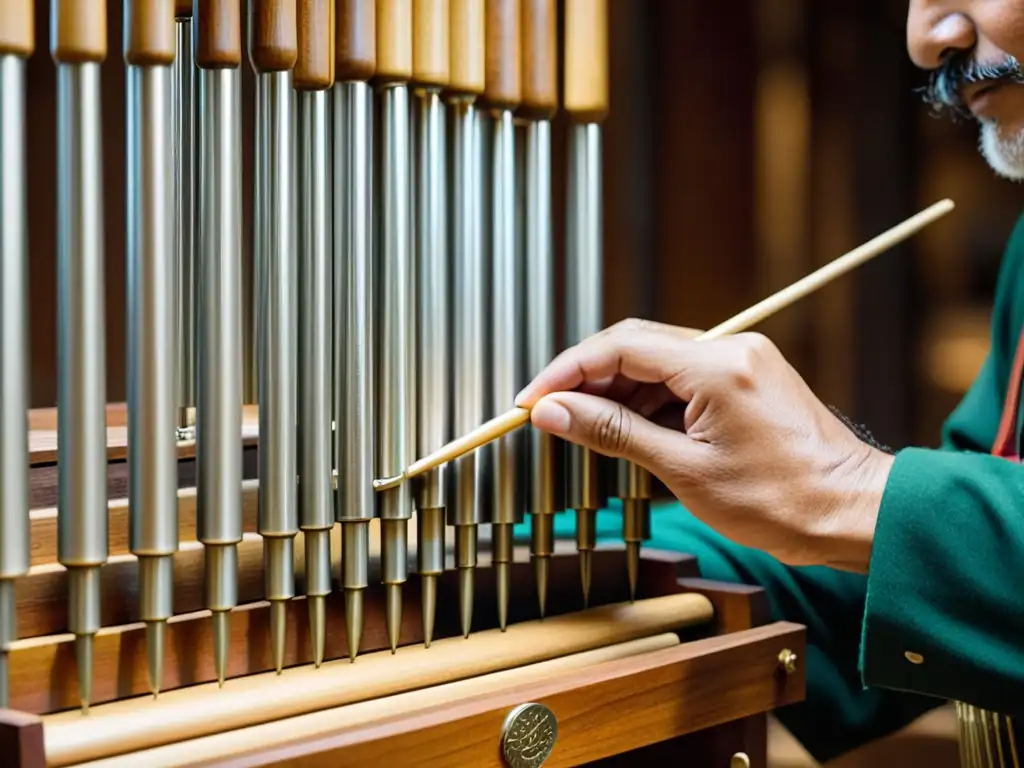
[41,593,712,766]
[74,633,679,767]
[374,198,955,489]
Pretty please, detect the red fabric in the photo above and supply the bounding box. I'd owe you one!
[991,328,1024,461]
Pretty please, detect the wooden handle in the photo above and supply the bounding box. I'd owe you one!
[295,0,334,89]
[518,0,556,119]
[95,635,680,765]
[412,0,448,87]
[563,0,608,122]
[407,407,531,480]
[174,0,191,19]
[699,199,957,340]
[375,0,412,82]
[448,0,483,95]
[0,0,33,56]
[51,0,107,63]
[483,0,520,108]
[194,0,242,68]
[336,0,375,81]
[124,0,176,66]
[43,594,713,765]
[248,0,298,72]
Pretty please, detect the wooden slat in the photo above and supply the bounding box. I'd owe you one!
[198,620,806,767]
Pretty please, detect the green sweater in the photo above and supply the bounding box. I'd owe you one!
[514,213,1024,762]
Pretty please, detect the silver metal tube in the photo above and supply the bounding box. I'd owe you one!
[244,87,261,406]
[446,98,485,533]
[126,62,178,594]
[174,19,196,436]
[0,54,31,707]
[297,87,333,579]
[255,70,298,592]
[195,66,243,609]
[333,81,374,661]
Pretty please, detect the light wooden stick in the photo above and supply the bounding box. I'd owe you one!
[76,633,680,767]
[42,593,712,766]
[373,198,955,491]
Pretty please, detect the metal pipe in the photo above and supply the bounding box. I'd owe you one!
[377,82,413,654]
[297,84,333,669]
[55,54,109,715]
[414,87,448,647]
[446,96,485,636]
[195,64,244,689]
[125,13,178,699]
[0,48,31,709]
[333,79,375,662]
[174,15,197,439]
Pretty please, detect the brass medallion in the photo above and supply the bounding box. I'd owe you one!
[500,702,558,768]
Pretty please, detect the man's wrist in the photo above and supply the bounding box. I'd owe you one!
[815,445,895,573]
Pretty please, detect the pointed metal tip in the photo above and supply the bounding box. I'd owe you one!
[533,556,549,619]
[580,549,592,609]
[75,633,93,714]
[146,621,166,697]
[212,610,229,687]
[270,600,287,674]
[626,541,640,602]
[496,561,510,632]
[458,567,474,638]
[421,575,437,648]
[385,584,402,653]
[345,588,364,661]
[309,595,326,668]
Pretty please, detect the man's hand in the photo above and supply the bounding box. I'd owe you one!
[515,319,894,571]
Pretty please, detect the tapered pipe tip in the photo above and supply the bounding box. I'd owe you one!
[308,595,326,668]
[270,600,287,674]
[458,567,474,639]
[580,549,592,609]
[212,610,230,687]
[345,588,364,662]
[146,621,166,697]
[385,584,402,654]
[76,633,94,714]
[533,556,549,619]
[626,542,641,602]
[496,562,510,632]
[421,575,437,648]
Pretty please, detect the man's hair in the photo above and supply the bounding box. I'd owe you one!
[919,52,1024,119]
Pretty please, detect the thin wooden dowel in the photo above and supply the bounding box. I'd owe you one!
[374,198,955,487]
[75,633,680,767]
[42,593,713,766]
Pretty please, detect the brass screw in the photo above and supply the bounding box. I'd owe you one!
[778,648,797,674]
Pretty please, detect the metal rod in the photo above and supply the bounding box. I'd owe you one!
[174,17,197,439]
[523,118,558,615]
[489,109,522,632]
[334,79,375,662]
[255,69,298,675]
[297,86,333,668]
[126,56,178,700]
[195,65,244,689]
[377,83,412,654]
[446,96,485,638]
[56,60,108,716]
[414,87,448,647]
[0,53,30,710]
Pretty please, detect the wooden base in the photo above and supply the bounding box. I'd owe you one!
[0,551,806,767]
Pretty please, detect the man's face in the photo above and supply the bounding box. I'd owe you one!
[908,0,1024,180]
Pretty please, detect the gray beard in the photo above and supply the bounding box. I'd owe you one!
[979,119,1024,182]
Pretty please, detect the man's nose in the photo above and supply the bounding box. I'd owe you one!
[907,1,977,69]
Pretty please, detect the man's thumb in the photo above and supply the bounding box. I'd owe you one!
[530,391,680,468]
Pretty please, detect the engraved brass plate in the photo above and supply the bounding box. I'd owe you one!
[500,702,558,767]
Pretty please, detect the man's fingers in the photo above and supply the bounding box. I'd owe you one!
[530,390,701,472]
[515,320,691,407]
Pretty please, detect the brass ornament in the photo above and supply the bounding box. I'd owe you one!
[500,702,558,767]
